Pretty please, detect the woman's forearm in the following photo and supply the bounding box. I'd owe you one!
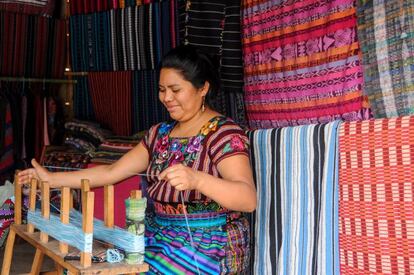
[196,173,257,212]
[47,164,121,188]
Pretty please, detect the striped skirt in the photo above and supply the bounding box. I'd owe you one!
[144,204,250,274]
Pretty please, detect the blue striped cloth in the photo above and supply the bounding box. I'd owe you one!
[248,121,341,275]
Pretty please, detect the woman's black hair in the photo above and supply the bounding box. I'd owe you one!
[160,44,221,109]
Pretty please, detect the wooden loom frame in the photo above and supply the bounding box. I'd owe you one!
[1,173,148,275]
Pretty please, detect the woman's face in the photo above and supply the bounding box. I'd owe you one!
[159,68,207,122]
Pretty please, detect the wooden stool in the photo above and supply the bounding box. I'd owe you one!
[1,174,148,275]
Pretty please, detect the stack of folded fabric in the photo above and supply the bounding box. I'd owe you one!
[64,120,113,154]
[91,131,146,164]
[42,146,91,171]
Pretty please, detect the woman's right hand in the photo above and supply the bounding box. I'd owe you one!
[17,159,51,185]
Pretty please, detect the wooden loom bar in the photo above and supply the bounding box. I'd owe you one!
[64,71,88,76]
[81,179,90,216]
[14,171,22,225]
[30,249,44,274]
[27,178,38,233]
[40,181,50,243]
[59,187,71,254]
[80,191,94,267]
[104,185,114,228]
[0,76,77,84]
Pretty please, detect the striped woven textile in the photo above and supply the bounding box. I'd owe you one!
[241,0,371,129]
[0,11,65,78]
[72,76,95,121]
[356,0,414,118]
[88,71,132,136]
[0,0,55,16]
[0,199,15,247]
[338,116,414,274]
[221,0,244,93]
[0,102,14,181]
[69,1,177,72]
[69,0,165,15]
[248,121,341,275]
[132,70,168,132]
[182,0,247,126]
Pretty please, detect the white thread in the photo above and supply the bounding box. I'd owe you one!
[180,191,201,275]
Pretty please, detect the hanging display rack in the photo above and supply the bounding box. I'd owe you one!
[0,77,77,84]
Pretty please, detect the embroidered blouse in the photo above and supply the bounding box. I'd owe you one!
[142,115,249,203]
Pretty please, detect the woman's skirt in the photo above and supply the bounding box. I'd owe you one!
[144,202,250,274]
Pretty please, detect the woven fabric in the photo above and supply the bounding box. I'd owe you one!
[88,71,132,135]
[70,1,175,72]
[69,0,165,15]
[0,11,65,78]
[242,0,371,129]
[145,207,250,274]
[0,199,14,247]
[143,116,249,203]
[248,120,341,275]
[72,76,95,120]
[182,0,247,126]
[0,101,14,178]
[131,70,169,132]
[338,116,414,274]
[0,0,55,16]
[356,0,414,118]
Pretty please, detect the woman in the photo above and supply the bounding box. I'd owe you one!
[18,44,256,274]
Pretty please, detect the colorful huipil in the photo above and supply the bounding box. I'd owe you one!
[142,115,251,274]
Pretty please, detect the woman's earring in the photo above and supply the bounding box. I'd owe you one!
[201,97,205,112]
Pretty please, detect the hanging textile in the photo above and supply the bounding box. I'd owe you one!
[242,0,371,129]
[0,0,55,17]
[72,76,95,121]
[356,0,414,118]
[183,0,247,126]
[132,70,168,132]
[0,100,14,182]
[69,0,165,15]
[338,116,414,274]
[221,0,244,93]
[0,11,65,78]
[88,71,132,136]
[248,121,341,275]
[33,92,45,160]
[70,1,176,72]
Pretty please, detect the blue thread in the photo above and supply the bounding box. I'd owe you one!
[106,249,125,263]
[69,210,145,253]
[28,208,145,254]
[28,210,93,253]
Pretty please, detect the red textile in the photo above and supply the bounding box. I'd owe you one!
[89,164,141,228]
[339,116,414,274]
[0,1,55,16]
[88,71,132,136]
[33,93,44,160]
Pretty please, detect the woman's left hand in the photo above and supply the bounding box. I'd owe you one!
[158,164,201,191]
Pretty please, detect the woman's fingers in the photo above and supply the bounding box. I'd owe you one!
[159,164,185,180]
[16,159,48,185]
[31,159,42,170]
[17,168,37,184]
